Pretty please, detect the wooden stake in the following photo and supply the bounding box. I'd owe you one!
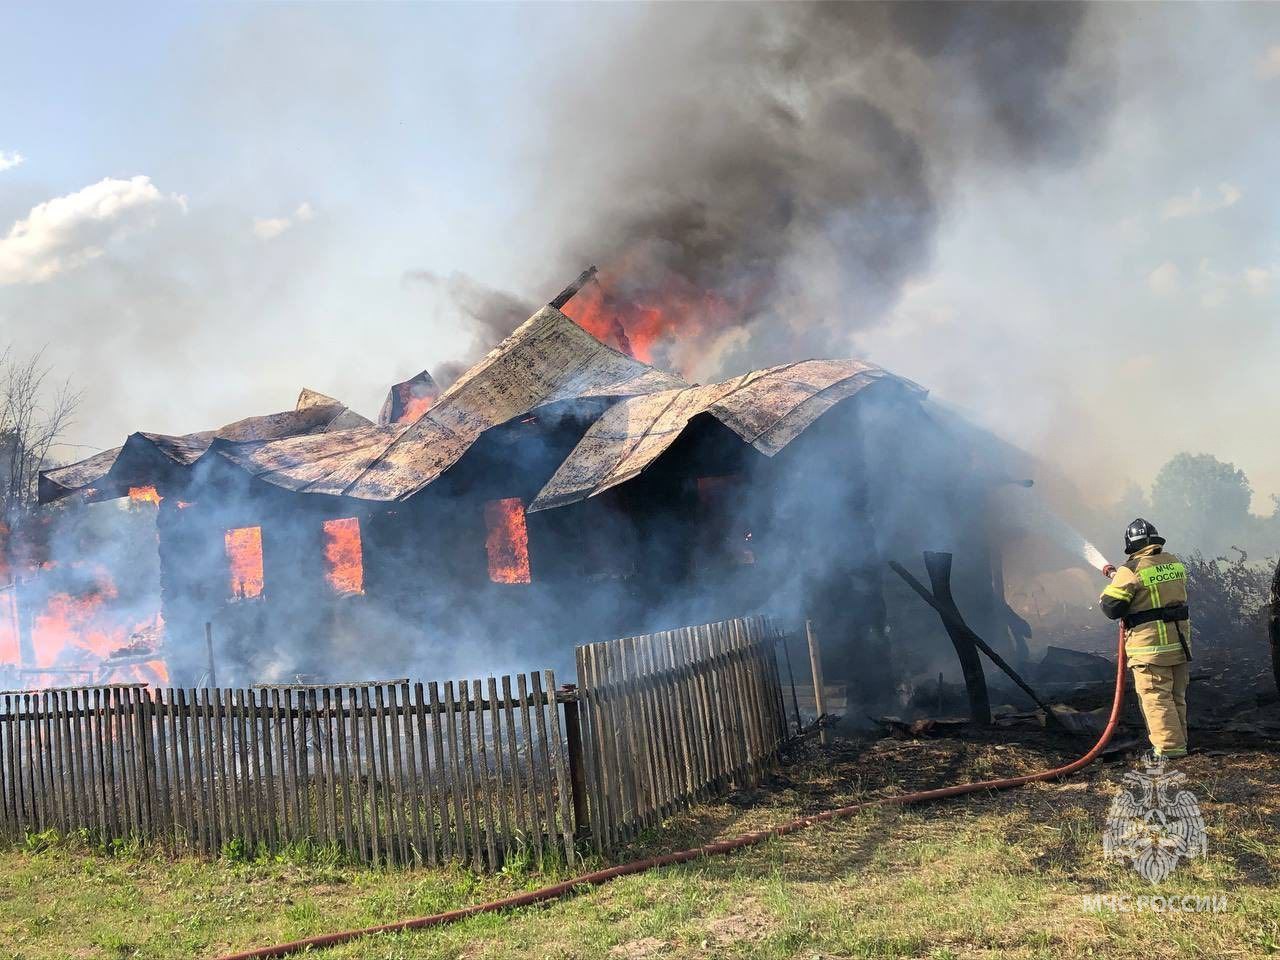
[805,620,829,745]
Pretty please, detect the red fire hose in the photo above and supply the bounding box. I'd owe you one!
[217,627,1127,960]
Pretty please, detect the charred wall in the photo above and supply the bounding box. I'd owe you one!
[151,389,1014,699]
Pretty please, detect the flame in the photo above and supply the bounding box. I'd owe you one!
[399,394,435,424]
[0,588,17,666]
[392,380,439,425]
[0,564,169,689]
[560,256,753,376]
[225,526,264,599]
[322,517,364,595]
[129,485,162,506]
[483,498,531,584]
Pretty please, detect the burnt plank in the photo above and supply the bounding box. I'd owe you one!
[441,681,466,865]
[529,672,559,854]
[516,672,545,860]
[373,684,399,866]
[486,676,512,864]
[428,682,451,863]
[500,675,530,856]
[411,683,436,866]
[472,680,497,871]
[458,681,483,872]
[544,672,575,865]
[359,685,382,865]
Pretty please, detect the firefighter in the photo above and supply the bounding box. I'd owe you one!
[1099,518,1192,759]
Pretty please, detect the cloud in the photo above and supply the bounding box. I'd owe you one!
[1147,261,1181,296]
[1204,261,1277,302]
[1259,45,1280,79]
[251,216,291,240]
[1152,259,1275,307]
[1244,266,1276,295]
[1161,182,1242,220]
[0,150,22,173]
[0,175,186,285]
[251,202,315,240]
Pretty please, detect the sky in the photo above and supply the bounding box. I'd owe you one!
[1,3,1278,510]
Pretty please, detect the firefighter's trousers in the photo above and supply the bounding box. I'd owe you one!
[1131,661,1189,758]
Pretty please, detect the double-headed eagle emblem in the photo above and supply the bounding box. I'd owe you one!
[1103,757,1207,883]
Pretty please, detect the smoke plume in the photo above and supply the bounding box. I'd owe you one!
[440,2,1113,381]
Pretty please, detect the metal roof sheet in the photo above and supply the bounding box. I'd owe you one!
[528,359,921,512]
[38,388,371,503]
[39,305,924,513]
[202,305,688,501]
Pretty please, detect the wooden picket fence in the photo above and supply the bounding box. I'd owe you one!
[0,673,575,869]
[0,617,792,867]
[573,615,788,852]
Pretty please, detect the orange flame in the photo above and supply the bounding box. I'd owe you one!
[399,394,435,423]
[0,588,17,666]
[484,498,531,584]
[560,256,750,377]
[322,517,364,595]
[225,526,264,599]
[392,379,439,425]
[0,564,169,689]
[129,485,162,506]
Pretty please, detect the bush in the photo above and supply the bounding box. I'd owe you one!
[1183,550,1270,656]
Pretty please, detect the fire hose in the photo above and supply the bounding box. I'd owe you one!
[217,625,1127,960]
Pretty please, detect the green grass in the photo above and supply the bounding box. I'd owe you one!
[2,737,1277,959]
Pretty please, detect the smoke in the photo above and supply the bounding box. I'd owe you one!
[401,271,534,386]
[436,2,1113,381]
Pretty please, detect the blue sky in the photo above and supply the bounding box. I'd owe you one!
[2,3,1279,508]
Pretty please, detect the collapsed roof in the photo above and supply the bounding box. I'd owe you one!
[529,359,906,512]
[38,388,371,503]
[39,303,919,509]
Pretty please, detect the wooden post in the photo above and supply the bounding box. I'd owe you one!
[548,265,598,310]
[558,684,589,840]
[205,623,216,689]
[805,619,829,745]
[922,552,992,726]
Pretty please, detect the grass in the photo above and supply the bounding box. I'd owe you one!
[2,734,1278,959]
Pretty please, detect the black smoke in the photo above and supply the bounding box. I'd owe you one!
[433,2,1114,380]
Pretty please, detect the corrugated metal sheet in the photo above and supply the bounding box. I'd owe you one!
[201,305,688,501]
[39,306,925,512]
[528,359,922,512]
[38,389,372,503]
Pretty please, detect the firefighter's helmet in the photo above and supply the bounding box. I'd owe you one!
[1124,518,1166,555]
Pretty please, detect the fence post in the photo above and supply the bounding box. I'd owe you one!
[559,684,589,840]
[205,622,217,689]
[805,619,828,745]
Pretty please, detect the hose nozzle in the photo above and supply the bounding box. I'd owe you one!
[1101,563,1117,579]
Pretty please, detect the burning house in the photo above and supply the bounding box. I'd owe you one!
[30,277,1031,704]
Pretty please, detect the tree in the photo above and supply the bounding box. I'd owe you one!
[0,347,81,529]
[1150,453,1253,556]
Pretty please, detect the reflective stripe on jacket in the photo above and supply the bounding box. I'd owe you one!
[1098,544,1191,666]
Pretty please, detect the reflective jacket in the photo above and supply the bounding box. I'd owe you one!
[1099,544,1191,666]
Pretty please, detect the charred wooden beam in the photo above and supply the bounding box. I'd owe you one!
[890,554,1071,733]
[922,553,989,725]
[549,265,599,310]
